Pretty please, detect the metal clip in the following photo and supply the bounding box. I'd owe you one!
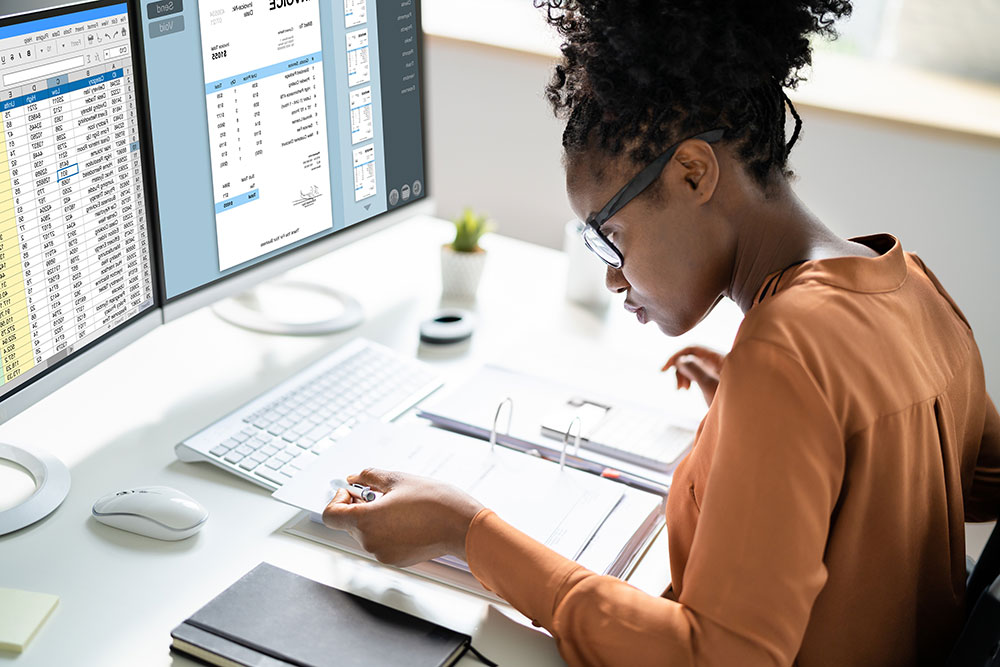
[560,416,583,471]
[489,397,514,453]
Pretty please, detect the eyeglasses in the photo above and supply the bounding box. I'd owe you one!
[580,128,726,269]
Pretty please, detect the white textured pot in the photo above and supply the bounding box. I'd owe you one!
[440,244,487,299]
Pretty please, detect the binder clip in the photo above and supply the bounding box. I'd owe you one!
[489,397,513,453]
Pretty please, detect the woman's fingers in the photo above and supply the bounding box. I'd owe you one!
[676,356,721,406]
[676,355,715,387]
[661,346,705,371]
[322,488,360,531]
[662,346,723,371]
[347,467,400,493]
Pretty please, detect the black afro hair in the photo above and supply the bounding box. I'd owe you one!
[536,0,852,185]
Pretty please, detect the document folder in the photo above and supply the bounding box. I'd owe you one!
[272,422,664,598]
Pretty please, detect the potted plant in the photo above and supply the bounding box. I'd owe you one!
[441,208,494,299]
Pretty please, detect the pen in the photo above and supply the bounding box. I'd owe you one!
[330,478,377,502]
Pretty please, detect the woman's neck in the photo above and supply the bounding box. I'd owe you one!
[725,181,874,313]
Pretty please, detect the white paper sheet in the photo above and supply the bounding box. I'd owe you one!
[273,421,626,562]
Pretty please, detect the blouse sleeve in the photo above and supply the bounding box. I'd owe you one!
[465,339,844,666]
[966,393,1000,522]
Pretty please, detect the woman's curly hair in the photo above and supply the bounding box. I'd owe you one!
[536,0,851,185]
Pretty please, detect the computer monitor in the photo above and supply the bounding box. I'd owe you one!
[139,0,431,332]
[0,0,160,534]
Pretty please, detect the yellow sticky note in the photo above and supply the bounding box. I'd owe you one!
[0,588,59,653]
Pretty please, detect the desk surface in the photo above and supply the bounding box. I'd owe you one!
[0,216,742,666]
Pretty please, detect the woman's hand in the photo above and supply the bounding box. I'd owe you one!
[322,469,485,567]
[661,346,726,407]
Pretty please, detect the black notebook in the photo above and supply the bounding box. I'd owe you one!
[170,563,471,667]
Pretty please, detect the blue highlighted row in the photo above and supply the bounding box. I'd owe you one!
[1,68,125,112]
[0,3,126,41]
[205,52,323,96]
[215,189,259,214]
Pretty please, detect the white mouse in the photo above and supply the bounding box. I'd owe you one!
[92,486,208,541]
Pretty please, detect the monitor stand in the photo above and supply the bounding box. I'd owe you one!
[212,279,364,336]
[0,444,71,536]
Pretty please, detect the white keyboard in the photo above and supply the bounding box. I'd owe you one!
[175,339,443,490]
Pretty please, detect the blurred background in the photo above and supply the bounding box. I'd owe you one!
[420,0,1000,554]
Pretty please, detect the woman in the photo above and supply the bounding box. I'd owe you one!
[323,1,1000,664]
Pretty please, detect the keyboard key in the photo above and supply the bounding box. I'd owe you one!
[265,457,283,469]
[232,432,251,443]
[367,391,410,418]
[250,451,268,463]
[306,424,333,440]
[255,466,288,485]
[235,444,253,456]
[224,450,245,464]
[331,423,353,440]
[239,458,259,471]
[261,445,279,456]
[210,444,230,457]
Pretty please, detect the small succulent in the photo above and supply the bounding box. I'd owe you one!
[450,208,494,253]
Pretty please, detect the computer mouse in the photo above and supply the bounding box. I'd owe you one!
[92,486,208,541]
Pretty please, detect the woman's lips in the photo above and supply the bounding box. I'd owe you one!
[625,302,647,324]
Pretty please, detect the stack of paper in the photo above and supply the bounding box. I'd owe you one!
[273,422,663,596]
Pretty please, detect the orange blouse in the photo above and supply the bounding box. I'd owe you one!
[465,235,1000,666]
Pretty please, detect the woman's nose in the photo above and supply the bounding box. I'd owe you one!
[605,265,629,293]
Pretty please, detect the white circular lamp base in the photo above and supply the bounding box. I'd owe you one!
[0,444,71,537]
[212,280,364,336]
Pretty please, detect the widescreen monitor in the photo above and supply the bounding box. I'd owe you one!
[138,0,431,325]
[0,0,159,424]
[0,0,160,533]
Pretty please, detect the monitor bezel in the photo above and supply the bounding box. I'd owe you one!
[145,0,434,323]
[0,0,165,419]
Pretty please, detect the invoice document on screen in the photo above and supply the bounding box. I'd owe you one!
[198,0,334,270]
[273,421,627,563]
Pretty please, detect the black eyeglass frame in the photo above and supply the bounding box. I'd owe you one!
[582,128,727,269]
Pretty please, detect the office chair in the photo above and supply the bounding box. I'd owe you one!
[947,522,1000,666]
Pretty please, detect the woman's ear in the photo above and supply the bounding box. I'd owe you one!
[672,139,720,204]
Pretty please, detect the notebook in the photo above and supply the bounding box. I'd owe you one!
[170,563,471,667]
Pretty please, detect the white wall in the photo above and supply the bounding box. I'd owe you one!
[425,37,571,250]
[424,36,1000,402]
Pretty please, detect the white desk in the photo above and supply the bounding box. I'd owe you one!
[0,216,742,666]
